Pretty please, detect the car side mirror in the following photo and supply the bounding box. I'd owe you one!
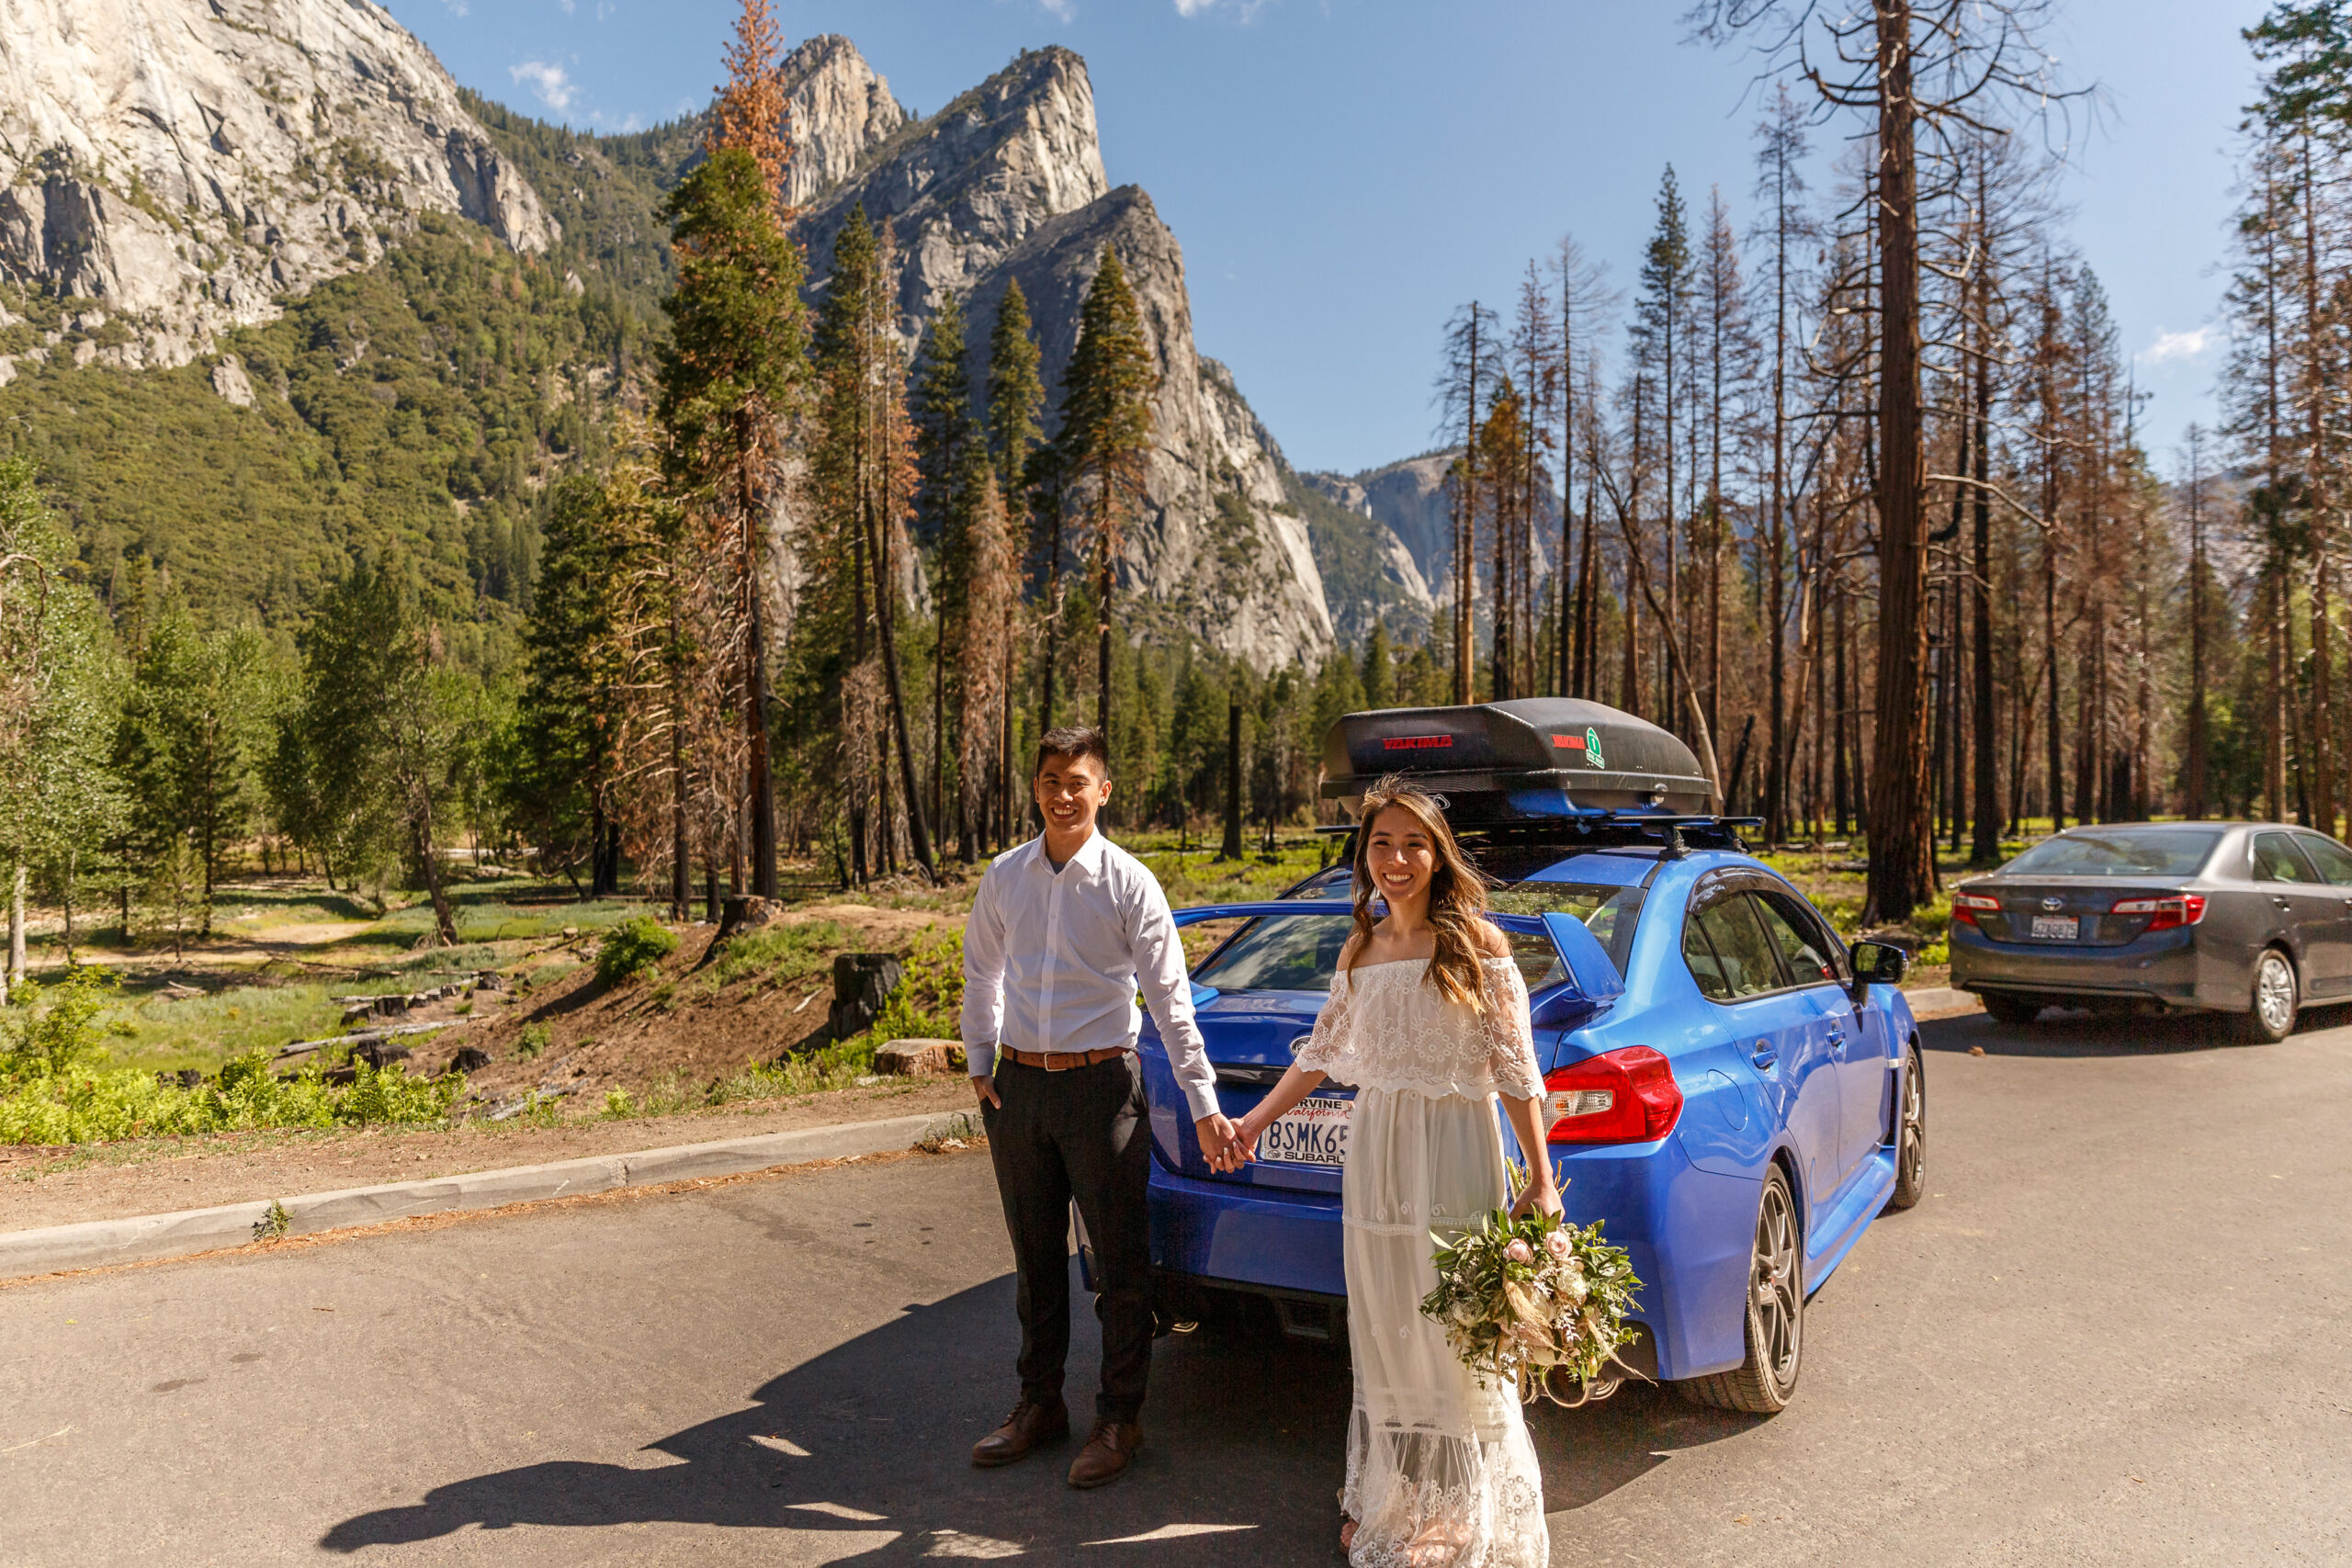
[1849,939,1907,1001]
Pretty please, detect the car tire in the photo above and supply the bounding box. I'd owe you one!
[1887,1041,1927,1212]
[1981,992,2043,1028]
[1676,1165,1803,1416]
[2233,948,2299,1044]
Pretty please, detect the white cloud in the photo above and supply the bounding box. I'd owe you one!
[558,0,574,13]
[440,0,469,15]
[1038,0,1075,17]
[1173,0,1274,19]
[2142,325,2216,366]
[509,60,577,113]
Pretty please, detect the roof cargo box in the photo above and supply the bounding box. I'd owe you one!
[1320,699,1713,821]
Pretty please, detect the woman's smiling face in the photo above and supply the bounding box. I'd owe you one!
[1363,805,1437,909]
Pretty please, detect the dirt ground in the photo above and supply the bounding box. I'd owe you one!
[0,1076,977,1232]
[428,905,966,1114]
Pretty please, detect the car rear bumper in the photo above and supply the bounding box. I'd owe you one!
[1948,924,2238,1010]
[1144,1138,1761,1382]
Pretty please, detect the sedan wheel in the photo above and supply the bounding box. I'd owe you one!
[1677,1166,1803,1415]
[1887,1041,1927,1211]
[2233,949,2299,1044]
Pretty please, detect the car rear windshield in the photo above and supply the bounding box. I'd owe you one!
[1193,884,1639,997]
[2001,828,2223,877]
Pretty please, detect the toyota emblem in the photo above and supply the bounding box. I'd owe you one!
[2041,896,2064,911]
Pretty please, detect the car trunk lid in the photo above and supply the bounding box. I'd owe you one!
[1970,878,2194,947]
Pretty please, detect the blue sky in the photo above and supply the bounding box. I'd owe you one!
[387,0,2267,478]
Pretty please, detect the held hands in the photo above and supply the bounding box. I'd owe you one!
[1195,1112,1251,1173]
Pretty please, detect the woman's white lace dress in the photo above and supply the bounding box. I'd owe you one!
[1294,953,1550,1568]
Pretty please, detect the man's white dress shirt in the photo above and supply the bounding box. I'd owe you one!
[961,829,1223,1124]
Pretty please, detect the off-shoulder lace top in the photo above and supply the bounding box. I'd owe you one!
[1292,954,1545,1101]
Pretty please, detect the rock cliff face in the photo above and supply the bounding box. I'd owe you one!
[791,45,1333,671]
[777,35,907,213]
[0,0,555,367]
[1305,453,1556,619]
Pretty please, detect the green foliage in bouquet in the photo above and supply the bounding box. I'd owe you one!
[1419,1208,1645,1405]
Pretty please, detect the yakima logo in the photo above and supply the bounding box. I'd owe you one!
[1382,734,1453,751]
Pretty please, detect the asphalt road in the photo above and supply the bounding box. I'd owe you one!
[4,1007,2349,1567]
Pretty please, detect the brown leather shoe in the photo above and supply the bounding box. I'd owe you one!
[1066,1419,1143,1489]
[970,1396,1069,1469]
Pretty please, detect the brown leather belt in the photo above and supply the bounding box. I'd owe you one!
[998,1045,1133,1071]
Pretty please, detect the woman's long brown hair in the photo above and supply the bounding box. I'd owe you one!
[1346,776,1498,1012]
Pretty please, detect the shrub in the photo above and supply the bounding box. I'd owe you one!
[704,919,847,992]
[0,968,458,1146]
[602,1089,636,1119]
[596,917,678,987]
[516,1022,550,1058]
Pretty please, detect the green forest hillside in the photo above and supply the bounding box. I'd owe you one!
[0,98,697,667]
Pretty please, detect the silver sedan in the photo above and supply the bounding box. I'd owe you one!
[1947,821,2352,1041]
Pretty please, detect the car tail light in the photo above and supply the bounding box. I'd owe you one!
[1544,1046,1682,1145]
[2109,894,2207,931]
[1951,892,2000,927]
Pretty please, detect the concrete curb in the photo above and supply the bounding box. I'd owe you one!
[1902,986,1984,1021]
[0,1110,959,1282]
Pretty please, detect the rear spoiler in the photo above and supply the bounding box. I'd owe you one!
[1171,901,1623,1011]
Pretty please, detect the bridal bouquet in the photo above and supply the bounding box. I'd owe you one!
[1419,1208,1644,1406]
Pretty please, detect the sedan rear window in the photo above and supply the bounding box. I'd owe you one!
[2002,829,2222,877]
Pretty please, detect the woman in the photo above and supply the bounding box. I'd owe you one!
[1236,778,1558,1567]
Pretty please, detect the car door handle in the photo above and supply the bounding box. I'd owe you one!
[1825,1028,1848,1055]
[1750,1039,1778,1070]
[2274,896,2294,909]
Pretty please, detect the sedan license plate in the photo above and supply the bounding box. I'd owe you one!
[2030,914,2079,941]
[1256,1094,1351,1167]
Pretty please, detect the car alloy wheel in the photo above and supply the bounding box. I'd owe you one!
[2236,949,2298,1044]
[1749,1176,1802,1388]
[1888,1042,1927,1211]
[1676,1165,1803,1415]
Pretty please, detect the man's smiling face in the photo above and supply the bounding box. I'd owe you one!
[1034,751,1113,842]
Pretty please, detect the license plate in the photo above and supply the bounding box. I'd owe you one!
[1255,1094,1352,1167]
[2030,914,2079,941]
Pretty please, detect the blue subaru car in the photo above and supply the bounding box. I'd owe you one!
[1128,699,1926,1414]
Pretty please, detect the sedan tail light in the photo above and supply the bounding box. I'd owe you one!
[1544,1046,1682,1145]
[1951,892,2000,927]
[2109,893,2207,931]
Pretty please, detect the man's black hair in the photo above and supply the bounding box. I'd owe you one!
[1035,725,1111,777]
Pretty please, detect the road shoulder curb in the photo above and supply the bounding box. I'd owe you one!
[0,1110,956,1282]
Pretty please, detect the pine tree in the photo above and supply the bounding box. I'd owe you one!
[1362,618,1394,710]
[290,561,462,944]
[657,146,807,898]
[810,207,933,877]
[1053,246,1159,752]
[912,292,978,845]
[708,0,795,220]
[984,279,1045,843]
[113,604,275,935]
[508,474,623,895]
[1634,165,1694,736]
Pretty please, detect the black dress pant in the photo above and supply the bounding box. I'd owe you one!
[980,1051,1154,1424]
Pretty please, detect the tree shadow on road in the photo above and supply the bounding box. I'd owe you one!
[318,1262,1759,1560]
[319,1268,1350,1562]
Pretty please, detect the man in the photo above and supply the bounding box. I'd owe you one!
[962,726,1246,1489]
